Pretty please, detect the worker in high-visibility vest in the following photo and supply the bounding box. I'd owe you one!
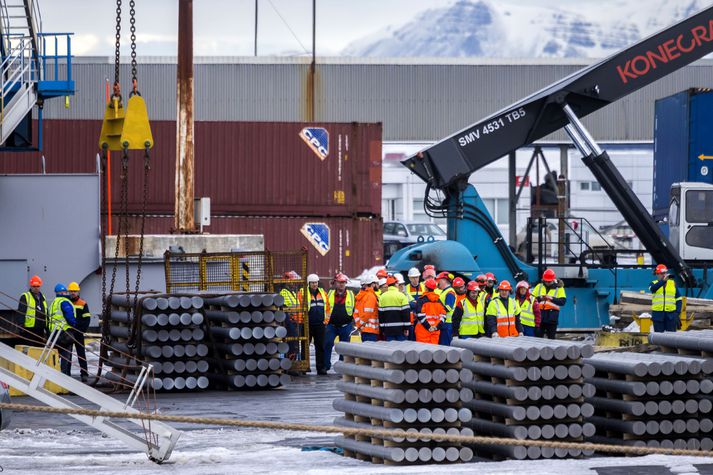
[354,274,379,342]
[18,275,48,346]
[481,272,497,308]
[68,281,91,382]
[414,278,445,344]
[436,272,457,345]
[532,268,566,340]
[280,271,302,363]
[49,284,77,376]
[324,273,355,371]
[485,280,522,338]
[298,273,328,374]
[453,281,485,339]
[406,267,424,341]
[649,264,681,333]
[514,280,540,337]
[378,276,411,341]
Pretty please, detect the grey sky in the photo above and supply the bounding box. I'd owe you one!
[41,0,455,56]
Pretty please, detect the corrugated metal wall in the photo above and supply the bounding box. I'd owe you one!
[42,57,713,141]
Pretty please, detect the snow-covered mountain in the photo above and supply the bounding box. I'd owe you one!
[342,0,709,58]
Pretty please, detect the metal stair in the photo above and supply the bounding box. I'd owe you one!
[0,331,181,462]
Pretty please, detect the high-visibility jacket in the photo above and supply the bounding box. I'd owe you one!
[459,297,485,336]
[354,288,379,334]
[72,298,91,318]
[517,296,536,327]
[298,287,328,325]
[378,287,411,336]
[532,283,566,325]
[406,282,425,300]
[650,279,677,312]
[21,291,47,329]
[486,297,520,337]
[326,289,355,325]
[414,292,445,344]
[455,293,467,306]
[280,288,302,323]
[439,287,457,323]
[48,297,73,332]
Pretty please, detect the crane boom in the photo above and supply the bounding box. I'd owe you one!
[402,6,713,188]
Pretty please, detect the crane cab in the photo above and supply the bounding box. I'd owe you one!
[668,182,713,261]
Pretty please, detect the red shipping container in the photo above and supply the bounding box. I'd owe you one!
[112,214,383,279]
[0,120,382,217]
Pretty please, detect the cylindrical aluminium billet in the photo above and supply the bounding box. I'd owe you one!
[185,360,198,373]
[335,342,411,365]
[659,380,674,396]
[432,388,446,404]
[214,342,242,356]
[141,329,159,343]
[333,361,406,384]
[191,296,203,309]
[262,310,276,323]
[209,327,243,340]
[462,360,528,382]
[168,313,181,326]
[185,376,197,390]
[140,313,158,326]
[167,329,180,342]
[445,388,461,403]
[156,313,169,326]
[588,415,647,436]
[208,373,245,387]
[539,405,555,420]
[431,369,446,384]
[267,358,281,371]
[464,380,528,402]
[103,370,162,390]
[335,437,406,463]
[173,361,186,374]
[452,338,528,362]
[648,331,713,354]
[179,296,193,309]
[110,295,155,309]
[184,345,197,357]
[588,436,646,448]
[568,365,583,380]
[274,326,288,338]
[192,328,204,341]
[474,443,529,461]
[700,398,713,414]
[585,377,648,396]
[263,327,277,339]
[540,366,556,381]
[209,357,246,372]
[251,311,263,323]
[180,328,193,341]
[108,325,131,339]
[464,417,530,440]
[167,296,181,310]
[160,377,176,391]
[586,396,646,416]
[156,298,169,310]
[173,345,186,358]
[273,310,287,323]
[204,295,241,308]
[254,343,267,355]
[624,353,676,376]
[584,355,650,377]
[464,399,529,421]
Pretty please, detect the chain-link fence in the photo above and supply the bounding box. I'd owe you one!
[164,250,311,372]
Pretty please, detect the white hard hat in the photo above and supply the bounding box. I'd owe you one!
[394,273,405,284]
[407,267,420,278]
[378,278,388,287]
[367,274,379,285]
[307,273,319,283]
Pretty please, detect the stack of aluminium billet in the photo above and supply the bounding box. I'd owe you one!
[649,330,713,358]
[453,336,596,460]
[584,349,713,451]
[333,341,475,465]
[203,293,292,389]
[105,294,210,391]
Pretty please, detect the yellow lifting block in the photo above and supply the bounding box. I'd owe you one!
[120,94,154,150]
[98,96,126,151]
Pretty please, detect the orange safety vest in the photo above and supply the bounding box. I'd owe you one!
[354,288,379,334]
[488,297,520,338]
[297,287,327,323]
[456,293,467,306]
[415,292,445,344]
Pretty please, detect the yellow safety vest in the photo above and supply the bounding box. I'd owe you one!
[488,297,520,338]
[532,283,566,311]
[651,279,677,312]
[22,291,47,328]
[518,296,536,327]
[48,297,73,332]
[407,283,425,299]
[439,287,457,323]
[326,290,355,318]
[460,298,484,335]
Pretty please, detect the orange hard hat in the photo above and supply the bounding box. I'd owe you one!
[386,276,397,286]
[334,273,348,283]
[498,280,512,291]
[543,269,556,282]
[466,281,480,292]
[452,277,465,287]
[654,264,668,274]
[436,272,451,281]
[29,275,42,287]
[424,278,438,290]
[485,272,496,281]
[376,269,389,279]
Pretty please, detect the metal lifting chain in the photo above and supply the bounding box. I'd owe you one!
[113,0,122,98]
[129,0,138,95]
[129,149,150,346]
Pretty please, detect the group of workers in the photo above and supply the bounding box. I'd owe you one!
[18,276,91,380]
[279,266,567,374]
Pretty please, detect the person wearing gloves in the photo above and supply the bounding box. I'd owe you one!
[414,278,446,344]
[453,281,485,339]
[514,280,540,337]
[485,280,522,338]
[354,275,380,342]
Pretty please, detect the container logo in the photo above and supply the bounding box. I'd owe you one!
[299,127,329,161]
[301,222,330,256]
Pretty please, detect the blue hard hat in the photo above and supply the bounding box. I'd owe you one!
[54,283,67,293]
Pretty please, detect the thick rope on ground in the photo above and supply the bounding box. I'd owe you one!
[1,402,712,458]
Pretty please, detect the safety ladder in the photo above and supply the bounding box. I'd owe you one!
[0,331,181,463]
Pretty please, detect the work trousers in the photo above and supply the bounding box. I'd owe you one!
[68,327,88,379]
[324,323,352,371]
[438,322,453,346]
[522,325,536,337]
[538,322,557,339]
[360,332,379,342]
[652,311,678,332]
[55,331,73,376]
[308,323,326,372]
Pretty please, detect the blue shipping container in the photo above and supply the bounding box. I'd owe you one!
[653,89,713,222]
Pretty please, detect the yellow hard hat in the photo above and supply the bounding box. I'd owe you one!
[68,282,80,291]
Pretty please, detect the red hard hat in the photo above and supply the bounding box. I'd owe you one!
[485,272,496,281]
[29,275,43,287]
[376,269,388,279]
[516,280,530,290]
[452,277,465,287]
[424,278,438,290]
[655,264,668,274]
[543,269,556,282]
[436,272,451,281]
[334,273,348,283]
[466,281,480,292]
[424,265,435,271]
[498,280,512,291]
[386,276,397,286]
[475,274,486,283]
[422,269,436,279]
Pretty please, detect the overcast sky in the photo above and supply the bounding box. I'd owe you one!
[40,0,603,57]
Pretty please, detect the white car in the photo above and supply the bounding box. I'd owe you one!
[0,381,11,430]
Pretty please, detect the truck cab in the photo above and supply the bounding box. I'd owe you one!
[669,182,713,262]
